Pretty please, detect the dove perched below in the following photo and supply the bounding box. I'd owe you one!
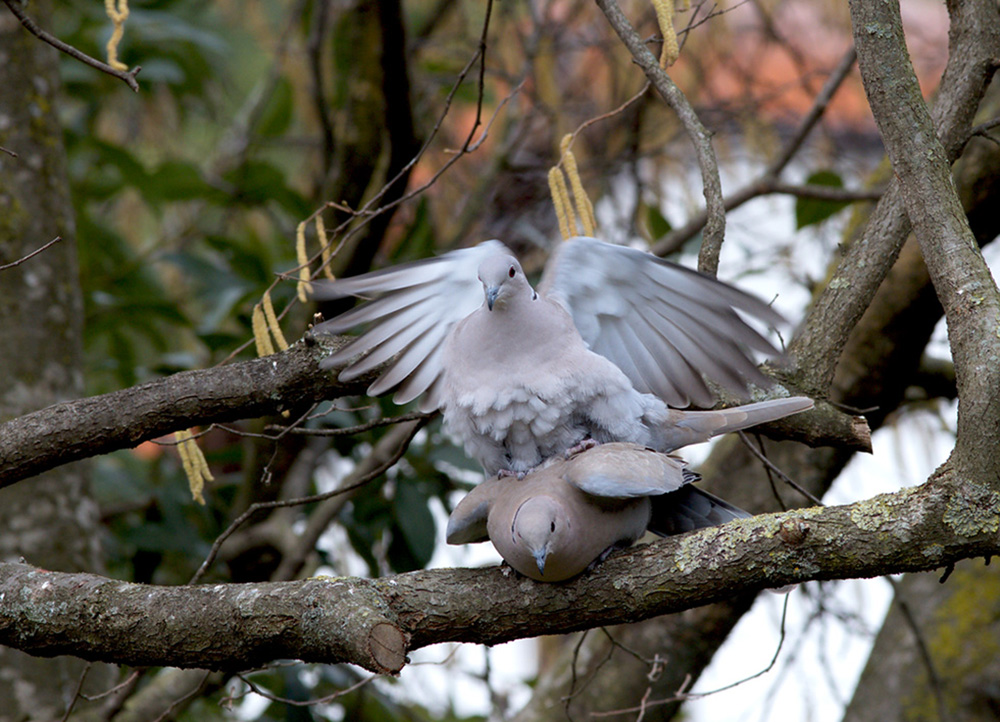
[446,442,751,582]
[313,236,811,476]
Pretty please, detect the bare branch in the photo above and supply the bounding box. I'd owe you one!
[849,0,1000,477]
[653,46,859,256]
[267,409,435,436]
[0,236,62,272]
[1,470,996,674]
[0,337,368,488]
[595,0,726,275]
[1,0,141,92]
[789,0,1000,397]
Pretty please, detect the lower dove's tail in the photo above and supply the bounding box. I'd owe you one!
[657,396,814,452]
[648,485,751,536]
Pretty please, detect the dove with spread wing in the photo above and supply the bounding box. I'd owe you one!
[313,236,812,476]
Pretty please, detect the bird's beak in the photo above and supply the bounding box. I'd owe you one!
[532,546,547,576]
[485,286,499,311]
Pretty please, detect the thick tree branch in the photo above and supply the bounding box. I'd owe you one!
[0,337,366,488]
[0,332,864,489]
[789,0,1000,398]
[849,0,1000,477]
[1,469,996,675]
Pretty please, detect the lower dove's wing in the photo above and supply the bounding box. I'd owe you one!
[312,240,510,407]
[445,476,504,544]
[561,442,689,498]
[539,236,785,407]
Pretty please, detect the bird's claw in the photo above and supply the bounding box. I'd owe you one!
[564,438,599,459]
[498,468,528,480]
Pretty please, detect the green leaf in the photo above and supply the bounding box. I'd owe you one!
[391,481,436,570]
[795,170,852,229]
[255,77,294,137]
[146,160,223,203]
[224,161,312,216]
[643,202,672,240]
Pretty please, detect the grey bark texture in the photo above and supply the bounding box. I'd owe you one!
[842,559,1000,722]
[0,1,115,717]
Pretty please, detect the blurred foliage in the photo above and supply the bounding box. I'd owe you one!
[59,1,310,392]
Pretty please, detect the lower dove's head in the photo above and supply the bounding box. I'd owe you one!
[511,496,568,579]
[477,254,529,311]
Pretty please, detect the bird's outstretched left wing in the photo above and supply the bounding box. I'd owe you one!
[540,236,785,407]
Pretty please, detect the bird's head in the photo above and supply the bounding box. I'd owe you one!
[477,254,530,311]
[511,496,568,579]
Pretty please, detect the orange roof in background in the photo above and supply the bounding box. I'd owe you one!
[676,0,948,130]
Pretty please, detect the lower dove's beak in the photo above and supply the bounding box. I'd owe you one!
[486,286,499,311]
[532,547,547,576]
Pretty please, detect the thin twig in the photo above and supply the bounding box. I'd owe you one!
[770,181,881,202]
[230,670,376,707]
[739,430,825,506]
[236,0,508,370]
[0,236,62,272]
[188,418,425,584]
[653,46,858,256]
[966,116,1000,147]
[82,669,144,702]
[266,409,436,436]
[59,662,92,722]
[592,591,792,716]
[2,0,141,92]
[0,145,17,157]
[149,671,213,722]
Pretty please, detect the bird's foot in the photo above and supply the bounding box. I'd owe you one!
[564,438,599,460]
[497,468,528,480]
[584,541,633,574]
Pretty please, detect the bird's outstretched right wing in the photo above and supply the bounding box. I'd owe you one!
[312,240,510,409]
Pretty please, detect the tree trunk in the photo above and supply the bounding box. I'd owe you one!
[842,559,1000,722]
[0,2,113,717]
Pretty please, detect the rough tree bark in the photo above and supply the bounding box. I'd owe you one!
[0,1,114,717]
[1,477,998,675]
[842,559,1000,722]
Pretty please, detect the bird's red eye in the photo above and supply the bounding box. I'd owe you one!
[508,266,516,278]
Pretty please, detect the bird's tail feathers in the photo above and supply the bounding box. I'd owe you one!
[657,396,813,451]
[706,396,814,435]
[647,486,750,536]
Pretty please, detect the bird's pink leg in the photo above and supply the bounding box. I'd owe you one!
[563,438,599,459]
